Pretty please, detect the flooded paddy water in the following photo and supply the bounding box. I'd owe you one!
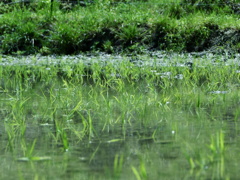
[0,52,240,180]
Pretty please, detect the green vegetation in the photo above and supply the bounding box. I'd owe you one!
[1,0,240,179]
[0,0,240,55]
[0,54,239,179]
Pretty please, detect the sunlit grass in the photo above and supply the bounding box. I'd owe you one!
[1,0,240,54]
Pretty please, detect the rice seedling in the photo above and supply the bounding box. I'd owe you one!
[113,154,124,179]
[131,158,147,180]
[0,54,239,179]
[186,130,227,179]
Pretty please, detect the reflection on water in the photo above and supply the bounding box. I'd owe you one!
[1,51,240,67]
[0,53,239,180]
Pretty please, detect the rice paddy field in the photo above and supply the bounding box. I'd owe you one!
[0,52,239,180]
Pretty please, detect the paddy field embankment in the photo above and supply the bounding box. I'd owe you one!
[1,0,240,55]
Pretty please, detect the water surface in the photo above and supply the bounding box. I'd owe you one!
[0,52,239,180]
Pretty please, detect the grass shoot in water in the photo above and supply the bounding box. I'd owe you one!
[0,55,239,179]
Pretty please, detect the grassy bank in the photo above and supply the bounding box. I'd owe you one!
[1,0,240,55]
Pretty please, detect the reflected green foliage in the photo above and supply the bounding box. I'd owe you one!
[0,54,239,179]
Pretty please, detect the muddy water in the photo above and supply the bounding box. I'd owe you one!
[0,52,240,180]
